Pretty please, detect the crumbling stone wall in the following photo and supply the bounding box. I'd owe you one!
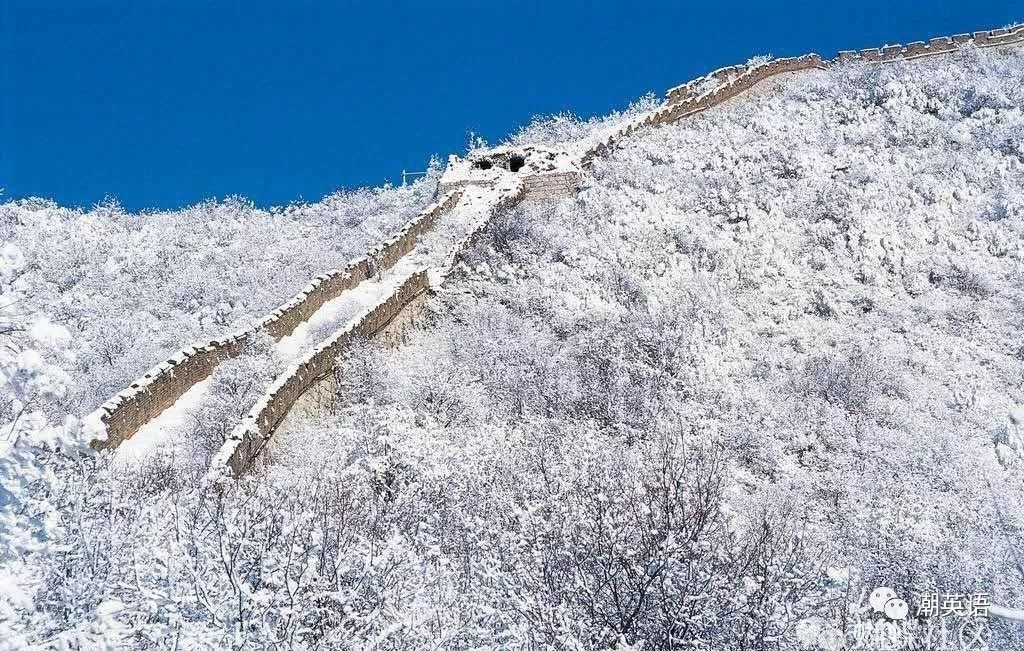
[212,270,431,478]
[89,190,461,449]
[209,180,528,479]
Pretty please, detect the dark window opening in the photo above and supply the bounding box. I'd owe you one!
[474,159,493,170]
[509,154,526,173]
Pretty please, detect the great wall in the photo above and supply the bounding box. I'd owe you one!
[83,24,1024,480]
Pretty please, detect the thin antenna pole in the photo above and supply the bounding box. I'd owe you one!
[400,170,426,187]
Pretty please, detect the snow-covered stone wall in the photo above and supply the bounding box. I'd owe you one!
[89,190,462,450]
[260,189,462,339]
[665,62,753,105]
[211,179,528,478]
[583,25,1024,169]
[440,145,581,200]
[90,22,1024,462]
[210,270,432,478]
[581,54,825,169]
[836,25,1024,62]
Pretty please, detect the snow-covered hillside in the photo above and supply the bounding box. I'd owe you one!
[270,44,1024,647]
[3,42,1024,648]
[0,174,438,418]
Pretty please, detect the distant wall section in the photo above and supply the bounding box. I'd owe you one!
[582,25,1024,168]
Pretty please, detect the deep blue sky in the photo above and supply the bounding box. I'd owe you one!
[1,1,1019,211]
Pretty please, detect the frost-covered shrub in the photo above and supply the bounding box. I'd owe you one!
[485,205,533,260]
[504,93,659,153]
[474,439,827,647]
[797,349,900,413]
[0,244,93,647]
[191,333,285,458]
[945,264,994,298]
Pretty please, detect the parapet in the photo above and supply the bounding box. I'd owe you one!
[834,24,1023,63]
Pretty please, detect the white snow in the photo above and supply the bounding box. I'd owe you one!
[274,271,409,361]
[439,145,581,192]
[112,377,212,463]
[991,604,1024,622]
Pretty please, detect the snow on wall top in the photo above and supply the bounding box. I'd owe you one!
[439,145,581,193]
[836,25,1024,62]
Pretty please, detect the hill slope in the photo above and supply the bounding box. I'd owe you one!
[267,44,1024,647]
[3,42,1024,649]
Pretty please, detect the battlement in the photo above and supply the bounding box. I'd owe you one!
[837,25,1023,63]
